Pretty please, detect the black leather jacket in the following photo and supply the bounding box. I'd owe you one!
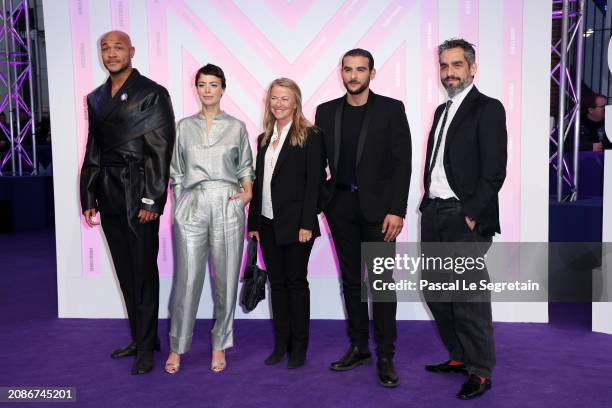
[80,69,175,221]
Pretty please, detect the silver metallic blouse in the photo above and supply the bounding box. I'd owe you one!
[170,112,255,199]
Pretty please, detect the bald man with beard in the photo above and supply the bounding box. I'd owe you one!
[80,31,175,374]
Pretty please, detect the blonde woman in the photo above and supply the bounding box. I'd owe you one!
[166,64,254,374]
[247,78,324,368]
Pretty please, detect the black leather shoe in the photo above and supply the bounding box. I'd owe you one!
[287,351,306,369]
[264,350,286,366]
[425,360,468,374]
[111,342,137,359]
[376,357,400,388]
[110,338,161,359]
[131,351,154,375]
[330,346,372,371]
[456,374,491,400]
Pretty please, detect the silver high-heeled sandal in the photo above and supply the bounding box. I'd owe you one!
[211,350,226,373]
[165,361,180,374]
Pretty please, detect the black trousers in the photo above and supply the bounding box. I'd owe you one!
[259,217,313,355]
[421,198,496,378]
[101,214,160,351]
[325,190,397,358]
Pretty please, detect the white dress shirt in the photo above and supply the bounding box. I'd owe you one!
[429,83,474,199]
[261,121,292,219]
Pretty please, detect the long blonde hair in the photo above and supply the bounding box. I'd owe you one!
[261,78,313,148]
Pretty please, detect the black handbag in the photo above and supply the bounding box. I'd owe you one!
[240,237,267,312]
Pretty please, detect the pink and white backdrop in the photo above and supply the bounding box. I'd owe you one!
[47,0,551,321]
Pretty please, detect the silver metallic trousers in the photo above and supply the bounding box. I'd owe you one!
[169,181,245,353]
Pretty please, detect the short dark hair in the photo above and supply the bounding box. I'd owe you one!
[342,48,374,70]
[582,92,607,115]
[195,63,226,89]
[438,38,476,65]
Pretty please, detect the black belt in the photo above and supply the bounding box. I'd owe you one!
[336,183,358,192]
[430,197,460,203]
[429,197,461,208]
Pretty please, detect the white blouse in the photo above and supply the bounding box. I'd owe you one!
[261,121,292,219]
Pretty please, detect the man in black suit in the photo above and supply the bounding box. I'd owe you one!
[80,31,175,375]
[315,49,411,388]
[420,38,507,399]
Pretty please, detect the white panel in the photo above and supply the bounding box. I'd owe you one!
[437,0,460,44]
[298,0,392,96]
[184,0,276,88]
[89,0,111,85]
[511,0,553,323]
[233,0,347,62]
[606,105,612,141]
[477,0,503,99]
[520,0,551,244]
[403,4,424,243]
[43,0,81,317]
[128,0,150,75]
[47,0,551,323]
[593,150,612,334]
[493,303,547,323]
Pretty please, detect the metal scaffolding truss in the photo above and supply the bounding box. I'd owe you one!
[550,0,586,202]
[0,0,36,176]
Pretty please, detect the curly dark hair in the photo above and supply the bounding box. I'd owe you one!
[438,38,476,65]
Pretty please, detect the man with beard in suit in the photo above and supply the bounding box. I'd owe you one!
[420,38,507,399]
[315,48,412,388]
[80,31,175,375]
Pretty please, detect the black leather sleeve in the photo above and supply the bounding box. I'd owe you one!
[80,99,101,213]
[139,90,176,214]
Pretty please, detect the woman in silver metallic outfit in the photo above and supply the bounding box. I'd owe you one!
[165,64,254,374]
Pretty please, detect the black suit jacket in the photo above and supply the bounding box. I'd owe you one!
[80,69,175,218]
[420,86,507,236]
[315,91,412,222]
[248,126,325,245]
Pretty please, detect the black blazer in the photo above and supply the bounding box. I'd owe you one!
[420,86,507,236]
[314,91,412,222]
[248,126,325,245]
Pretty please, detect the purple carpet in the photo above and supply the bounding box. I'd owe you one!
[1,230,610,408]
